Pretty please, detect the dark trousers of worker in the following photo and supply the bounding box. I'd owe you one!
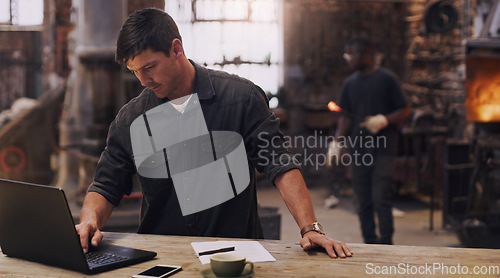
[351,154,395,244]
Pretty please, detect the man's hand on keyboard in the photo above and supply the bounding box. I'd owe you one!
[75,222,103,254]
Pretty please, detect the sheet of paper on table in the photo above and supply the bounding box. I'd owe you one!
[191,241,276,265]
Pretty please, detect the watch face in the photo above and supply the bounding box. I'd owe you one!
[301,222,326,237]
[315,222,325,234]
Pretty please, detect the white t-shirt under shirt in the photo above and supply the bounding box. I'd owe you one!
[170,94,193,113]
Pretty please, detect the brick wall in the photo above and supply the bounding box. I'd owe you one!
[0,31,40,110]
[405,0,470,138]
[282,0,407,135]
[282,0,472,136]
[41,0,73,95]
[280,0,477,182]
[41,0,165,83]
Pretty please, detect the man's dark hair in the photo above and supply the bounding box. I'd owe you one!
[346,36,373,54]
[116,8,182,63]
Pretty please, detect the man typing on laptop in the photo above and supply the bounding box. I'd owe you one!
[76,8,352,260]
[0,178,157,274]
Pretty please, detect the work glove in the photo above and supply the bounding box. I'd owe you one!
[327,140,342,167]
[360,114,388,135]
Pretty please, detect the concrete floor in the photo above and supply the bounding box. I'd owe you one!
[256,184,463,248]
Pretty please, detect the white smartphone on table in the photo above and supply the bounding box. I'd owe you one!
[132,265,182,278]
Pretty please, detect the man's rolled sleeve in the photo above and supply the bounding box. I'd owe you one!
[87,120,135,206]
[265,151,301,186]
[243,86,301,185]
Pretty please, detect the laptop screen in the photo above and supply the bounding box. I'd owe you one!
[0,178,156,274]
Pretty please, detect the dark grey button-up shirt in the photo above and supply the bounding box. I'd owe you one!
[88,61,299,239]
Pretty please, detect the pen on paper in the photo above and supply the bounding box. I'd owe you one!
[198,246,235,256]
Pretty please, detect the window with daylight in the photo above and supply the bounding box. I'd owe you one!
[166,0,283,108]
[0,0,44,25]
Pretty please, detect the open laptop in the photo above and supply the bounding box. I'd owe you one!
[0,178,156,274]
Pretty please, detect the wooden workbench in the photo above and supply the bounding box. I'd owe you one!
[1,232,499,277]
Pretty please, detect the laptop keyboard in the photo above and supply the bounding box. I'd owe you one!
[86,252,128,265]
